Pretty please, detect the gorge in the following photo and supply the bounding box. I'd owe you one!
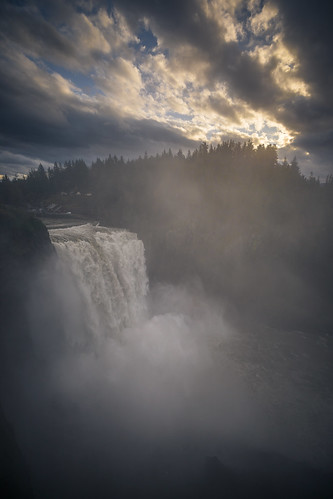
[1,219,332,498]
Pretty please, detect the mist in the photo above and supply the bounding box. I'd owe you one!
[1,223,332,498]
[1,0,333,493]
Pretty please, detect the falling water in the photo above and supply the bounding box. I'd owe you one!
[4,221,332,498]
[49,224,148,337]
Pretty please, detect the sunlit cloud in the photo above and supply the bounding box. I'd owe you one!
[249,33,311,98]
[250,2,279,35]
[0,0,332,174]
[202,0,245,43]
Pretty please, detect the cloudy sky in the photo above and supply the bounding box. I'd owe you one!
[0,0,332,176]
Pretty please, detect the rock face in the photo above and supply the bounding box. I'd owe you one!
[0,206,53,498]
[0,206,54,363]
[0,406,34,498]
[0,206,53,265]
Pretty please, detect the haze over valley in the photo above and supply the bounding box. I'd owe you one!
[1,1,333,498]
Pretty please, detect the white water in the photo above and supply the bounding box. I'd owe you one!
[2,222,332,499]
[50,224,148,338]
[44,223,333,471]
[47,223,254,450]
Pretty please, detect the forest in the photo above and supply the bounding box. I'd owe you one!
[1,140,333,331]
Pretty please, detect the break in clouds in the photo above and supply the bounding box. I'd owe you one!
[1,0,333,176]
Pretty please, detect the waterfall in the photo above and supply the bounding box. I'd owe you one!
[40,221,333,477]
[4,223,332,499]
[49,223,148,338]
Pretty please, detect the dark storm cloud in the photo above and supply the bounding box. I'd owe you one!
[273,0,333,168]
[276,0,333,102]
[208,44,281,109]
[114,0,282,108]
[0,95,196,171]
[0,0,196,173]
[0,2,76,66]
[279,97,332,128]
[0,47,196,171]
[111,0,195,32]
[207,95,241,123]
[0,0,119,72]
[0,0,333,174]
[114,0,333,170]
[0,150,43,177]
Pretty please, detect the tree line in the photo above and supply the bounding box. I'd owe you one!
[1,140,329,206]
[1,140,333,331]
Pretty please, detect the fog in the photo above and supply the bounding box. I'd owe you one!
[2,223,332,498]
